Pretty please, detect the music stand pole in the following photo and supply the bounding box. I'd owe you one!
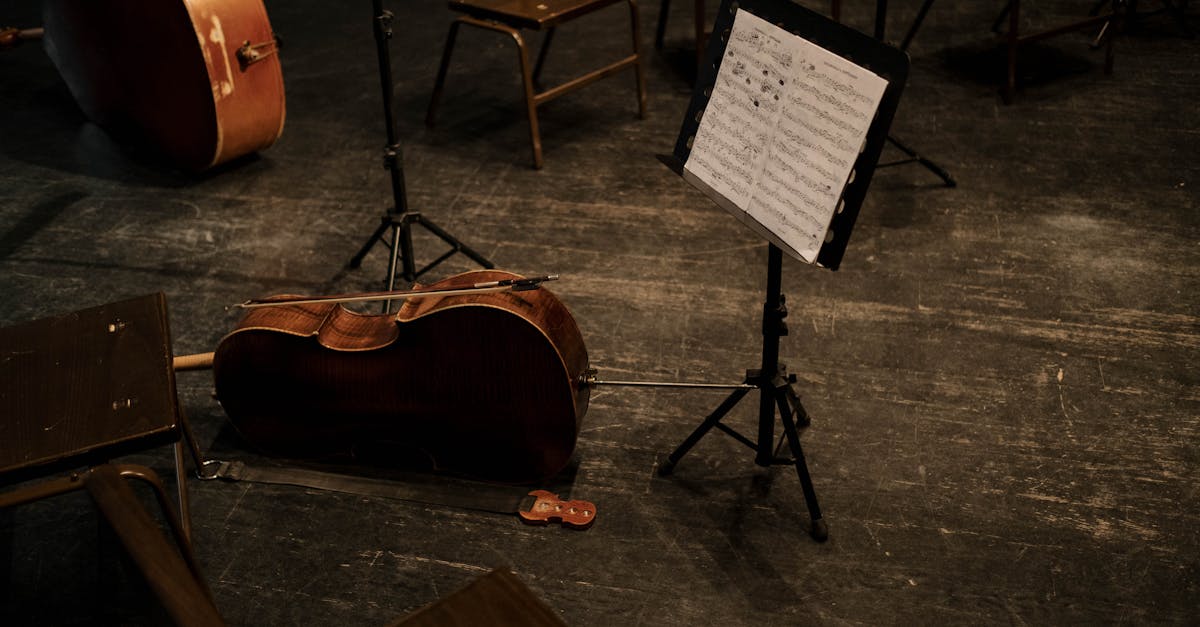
[658,244,827,541]
[349,0,494,293]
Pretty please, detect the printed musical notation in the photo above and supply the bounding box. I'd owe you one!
[683,9,887,263]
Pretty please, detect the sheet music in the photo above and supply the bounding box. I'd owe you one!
[683,9,887,263]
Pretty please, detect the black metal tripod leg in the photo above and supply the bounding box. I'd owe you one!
[992,0,1014,33]
[349,216,395,268]
[414,215,495,272]
[775,375,810,429]
[899,0,937,51]
[658,387,752,475]
[886,135,957,187]
[654,0,670,49]
[777,391,827,541]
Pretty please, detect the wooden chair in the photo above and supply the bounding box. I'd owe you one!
[426,0,648,169]
[0,293,220,625]
[993,0,1124,102]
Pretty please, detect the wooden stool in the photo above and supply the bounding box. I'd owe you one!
[0,293,220,625]
[426,0,648,169]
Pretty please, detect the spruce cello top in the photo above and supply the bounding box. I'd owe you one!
[41,0,285,171]
[211,270,590,484]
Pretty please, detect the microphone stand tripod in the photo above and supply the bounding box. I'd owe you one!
[349,0,494,294]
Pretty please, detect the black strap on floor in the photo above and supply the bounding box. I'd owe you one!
[207,460,535,516]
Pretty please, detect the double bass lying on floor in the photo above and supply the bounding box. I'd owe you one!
[178,271,590,484]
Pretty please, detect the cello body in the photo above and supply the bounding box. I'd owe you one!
[212,271,590,484]
[42,0,285,171]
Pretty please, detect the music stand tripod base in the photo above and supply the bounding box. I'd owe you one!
[657,245,828,542]
[349,209,494,288]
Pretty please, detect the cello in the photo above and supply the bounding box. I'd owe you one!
[38,0,285,171]
[183,271,591,484]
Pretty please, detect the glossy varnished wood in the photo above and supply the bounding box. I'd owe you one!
[211,271,590,482]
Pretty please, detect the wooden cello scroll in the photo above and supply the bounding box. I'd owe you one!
[41,0,286,171]
[518,490,596,530]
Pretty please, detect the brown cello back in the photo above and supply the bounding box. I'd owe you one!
[41,0,285,171]
[212,271,590,483]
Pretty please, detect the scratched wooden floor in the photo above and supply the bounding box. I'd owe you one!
[2,0,1197,624]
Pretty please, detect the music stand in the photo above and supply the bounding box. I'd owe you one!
[656,0,909,541]
[349,0,494,293]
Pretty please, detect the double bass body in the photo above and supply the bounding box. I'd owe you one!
[212,271,590,484]
[42,0,285,171]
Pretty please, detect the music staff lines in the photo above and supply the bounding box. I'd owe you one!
[683,9,887,263]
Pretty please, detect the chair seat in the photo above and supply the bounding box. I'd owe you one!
[0,293,179,485]
[0,294,218,624]
[449,0,625,30]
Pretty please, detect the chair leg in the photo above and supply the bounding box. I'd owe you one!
[439,17,543,168]
[533,26,556,87]
[629,0,648,119]
[692,0,706,70]
[0,465,221,625]
[427,19,463,127]
[1104,0,1122,74]
[831,0,842,22]
[112,464,206,586]
[993,0,1016,33]
[85,465,223,627]
[0,472,87,507]
[1004,0,1020,104]
[510,30,544,169]
[655,0,671,49]
[173,441,192,542]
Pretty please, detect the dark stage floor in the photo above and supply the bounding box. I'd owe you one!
[2,0,1198,624]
